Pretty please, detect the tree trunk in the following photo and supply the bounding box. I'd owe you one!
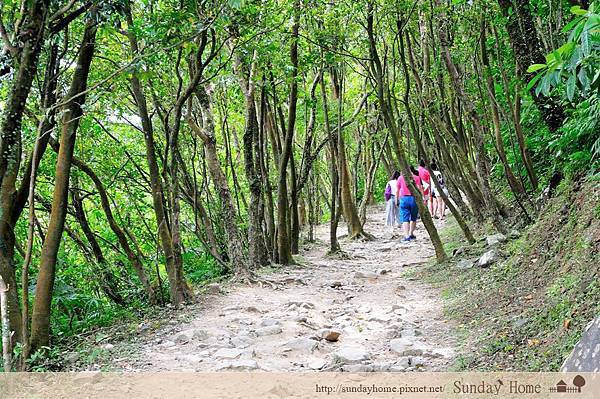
[259,87,276,259]
[30,17,97,353]
[276,2,300,264]
[190,88,250,279]
[124,3,191,305]
[231,48,269,268]
[0,0,50,350]
[437,2,507,234]
[289,151,301,254]
[320,72,341,253]
[367,2,447,261]
[497,0,565,132]
[480,20,527,199]
[335,70,370,239]
[53,140,157,303]
[70,184,127,306]
[0,274,11,371]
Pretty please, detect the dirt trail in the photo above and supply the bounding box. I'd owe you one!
[110,206,457,372]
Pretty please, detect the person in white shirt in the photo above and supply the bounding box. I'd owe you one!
[431,163,449,220]
[384,171,400,228]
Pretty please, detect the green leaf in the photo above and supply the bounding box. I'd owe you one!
[562,16,584,34]
[570,5,587,16]
[527,63,547,73]
[566,74,577,102]
[556,41,575,56]
[581,28,591,56]
[578,67,590,88]
[526,72,544,91]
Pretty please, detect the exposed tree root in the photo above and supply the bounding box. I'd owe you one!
[326,249,351,259]
[348,230,375,241]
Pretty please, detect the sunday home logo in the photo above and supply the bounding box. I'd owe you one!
[549,375,586,394]
[453,379,542,395]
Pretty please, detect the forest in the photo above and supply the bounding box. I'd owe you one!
[0,0,598,372]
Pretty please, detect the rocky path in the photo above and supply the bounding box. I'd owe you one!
[110,206,457,372]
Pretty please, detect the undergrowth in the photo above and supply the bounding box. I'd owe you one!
[415,176,600,371]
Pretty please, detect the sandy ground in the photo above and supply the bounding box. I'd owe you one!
[107,206,457,372]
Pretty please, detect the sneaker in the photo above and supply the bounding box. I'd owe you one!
[409,234,416,240]
[401,236,412,243]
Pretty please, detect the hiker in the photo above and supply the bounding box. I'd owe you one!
[431,162,448,220]
[396,167,423,242]
[384,171,400,229]
[418,160,433,214]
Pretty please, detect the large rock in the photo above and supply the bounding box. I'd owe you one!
[456,259,476,270]
[258,318,281,328]
[508,229,521,239]
[307,358,327,370]
[255,325,283,336]
[284,337,319,353]
[65,352,80,364]
[561,317,600,372]
[193,329,210,340]
[389,338,424,356]
[231,335,254,349]
[478,250,498,268]
[213,348,242,360]
[206,283,221,295]
[175,328,210,344]
[486,234,507,246]
[174,331,193,344]
[355,271,378,279]
[319,328,342,342]
[215,360,260,371]
[333,346,370,365]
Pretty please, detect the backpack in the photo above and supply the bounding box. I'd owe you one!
[384,183,392,202]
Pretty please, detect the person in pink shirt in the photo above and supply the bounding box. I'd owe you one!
[396,166,423,242]
[418,160,433,214]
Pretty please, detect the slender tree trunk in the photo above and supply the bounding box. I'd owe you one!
[289,151,301,253]
[367,2,447,261]
[30,17,97,353]
[276,2,300,264]
[480,20,526,200]
[320,72,341,253]
[190,88,250,279]
[436,2,507,234]
[335,70,370,239]
[259,88,276,258]
[489,25,539,190]
[0,274,11,371]
[71,185,127,306]
[0,0,50,349]
[52,140,157,303]
[125,3,192,305]
[497,0,565,132]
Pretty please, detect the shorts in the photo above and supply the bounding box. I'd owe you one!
[398,196,419,223]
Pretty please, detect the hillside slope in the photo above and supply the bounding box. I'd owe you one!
[417,176,600,371]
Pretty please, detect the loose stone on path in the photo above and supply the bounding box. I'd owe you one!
[103,206,457,373]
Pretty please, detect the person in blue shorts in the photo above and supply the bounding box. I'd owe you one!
[395,166,423,242]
